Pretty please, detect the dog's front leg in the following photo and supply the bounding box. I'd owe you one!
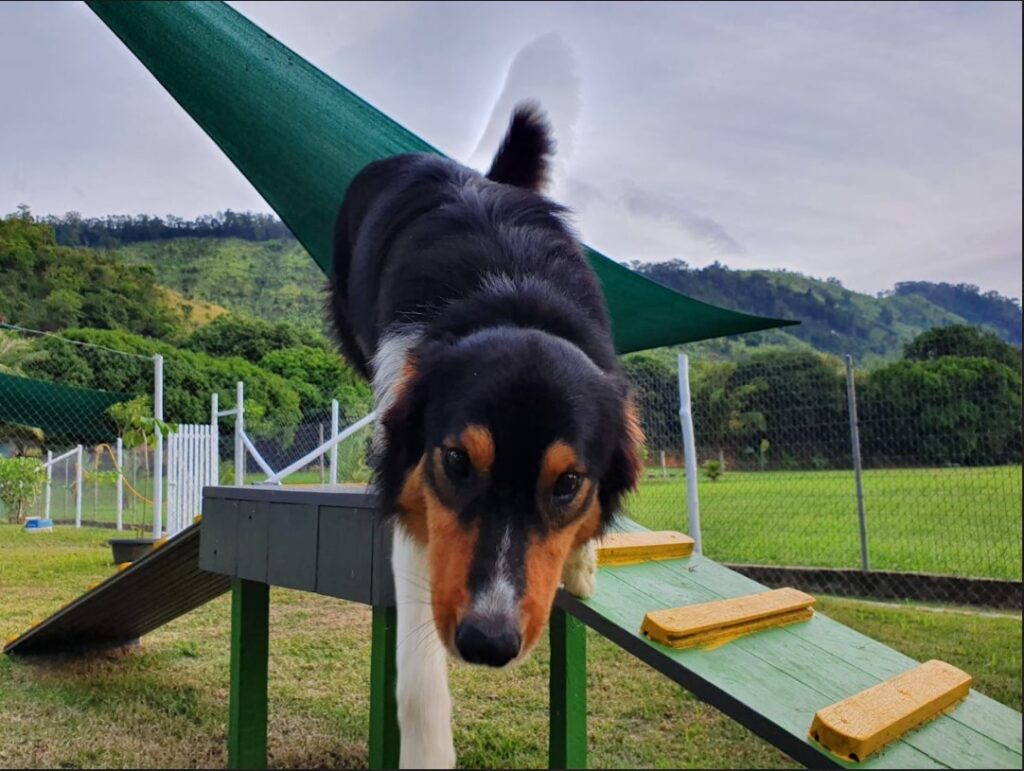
[392,524,456,769]
[561,540,598,598]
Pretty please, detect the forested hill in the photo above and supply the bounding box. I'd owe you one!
[117,240,1019,363]
[28,211,1024,362]
[628,261,1021,361]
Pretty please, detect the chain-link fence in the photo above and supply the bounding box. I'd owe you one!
[6,320,1020,605]
[237,402,374,486]
[622,346,1022,606]
[0,324,156,530]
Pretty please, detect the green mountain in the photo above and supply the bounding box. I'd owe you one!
[115,238,326,334]
[630,261,1020,364]
[23,210,1020,364]
[111,238,1020,365]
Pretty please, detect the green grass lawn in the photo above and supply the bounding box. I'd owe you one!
[626,465,1023,580]
[0,524,1020,769]
[24,464,1022,580]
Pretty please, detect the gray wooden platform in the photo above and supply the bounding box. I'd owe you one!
[199,484,394,605]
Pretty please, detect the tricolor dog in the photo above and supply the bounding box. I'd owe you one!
[328,104,643,768]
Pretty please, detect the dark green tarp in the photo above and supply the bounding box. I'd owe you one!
[0,372,130,445]
[87,1,795,354]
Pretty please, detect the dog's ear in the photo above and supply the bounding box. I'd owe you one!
[598,389,645,524]
[374,360,427,516]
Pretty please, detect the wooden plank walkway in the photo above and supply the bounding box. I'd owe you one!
[557,518,1022,769]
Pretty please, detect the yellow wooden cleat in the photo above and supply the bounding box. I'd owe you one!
[809,660,972,762]
[641,587,815,649]
[597,531,694,566]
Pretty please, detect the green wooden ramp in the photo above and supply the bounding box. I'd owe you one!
[559,518,1022,769]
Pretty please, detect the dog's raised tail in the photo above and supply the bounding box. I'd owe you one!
[486,102,554,192]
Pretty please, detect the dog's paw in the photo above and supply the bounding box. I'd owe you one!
[561,541,598,599]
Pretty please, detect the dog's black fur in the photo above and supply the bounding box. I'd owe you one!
[328,104,640,552]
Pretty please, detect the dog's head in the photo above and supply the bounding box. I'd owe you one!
[377,327,642,666]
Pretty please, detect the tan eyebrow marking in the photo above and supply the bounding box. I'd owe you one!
[459,424,495,474]
[539,441,581,492]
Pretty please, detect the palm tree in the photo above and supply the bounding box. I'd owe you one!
[0,331,47,376]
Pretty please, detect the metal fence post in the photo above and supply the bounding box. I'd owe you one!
[211,392,220,486]
[234,381,245,486]
[318,423,325,483]
[845,354,870,571]
[116,437,124,531]
[44,449,52,522]
[153,354,164,539]
[75,445,83,528]
[677,353,702,554]
[329,399,339,485]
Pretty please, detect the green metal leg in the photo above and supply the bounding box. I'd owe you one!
[228,578,269,770]
[369,605,400,769]
[549,605,588,769]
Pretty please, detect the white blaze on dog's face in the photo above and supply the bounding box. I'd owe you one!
[377,329,643,667]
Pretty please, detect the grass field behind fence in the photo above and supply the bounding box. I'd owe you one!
[0,524,1020,769]
[27,464,1022,581]
[627,465,1023,580]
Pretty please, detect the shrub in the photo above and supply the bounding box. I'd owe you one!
[0,456,46,523]
[701,458,725,482]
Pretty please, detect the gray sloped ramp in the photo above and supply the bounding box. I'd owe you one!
[4,523,230,656]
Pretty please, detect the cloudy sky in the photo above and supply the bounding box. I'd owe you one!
[1,1,1020,299]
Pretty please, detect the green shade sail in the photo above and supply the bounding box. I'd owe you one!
[87,1,796,354]
[0,372,130,445]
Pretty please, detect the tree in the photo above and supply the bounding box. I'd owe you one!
[0,217,180,337]
[904,325,1021,370]
[725,351,847,469]
[0,331,47,376]
[23,328,304,444]
[620,353,678,453]
[43,288,84,328]
[859,356,1022,466]
[259,346,372,419]
[185,315,323,364]
[0,456,46,523]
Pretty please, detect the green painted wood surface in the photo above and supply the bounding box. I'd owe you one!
[549,606,588,769]
[85,0,795,354]
[228,578,269,770]
[369,605,400,769]
[561,519,1023,769]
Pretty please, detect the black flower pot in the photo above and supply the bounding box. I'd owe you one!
[108,538,158,565]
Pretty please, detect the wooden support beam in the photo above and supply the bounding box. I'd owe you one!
[369,605,400,769]
[549,606,588,769]
[228,578,269,769]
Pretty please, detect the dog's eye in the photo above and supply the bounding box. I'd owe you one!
[552,472,582,503]
[443,447,472,481]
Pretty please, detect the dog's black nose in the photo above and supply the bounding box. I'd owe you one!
[455,616,521,667]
